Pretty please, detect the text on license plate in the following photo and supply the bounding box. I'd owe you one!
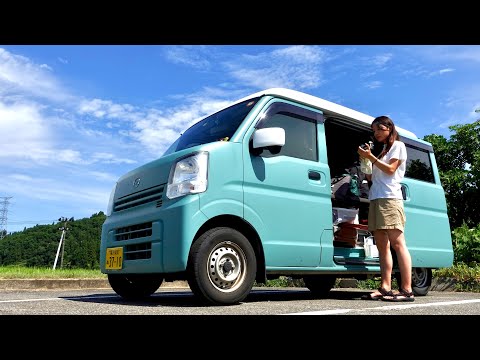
[106,247,123,270]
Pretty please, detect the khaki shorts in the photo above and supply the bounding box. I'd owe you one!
[368,198,406,232]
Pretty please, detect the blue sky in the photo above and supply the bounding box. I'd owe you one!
[1,45,480,233]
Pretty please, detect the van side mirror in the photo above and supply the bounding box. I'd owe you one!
[252,127,285,149]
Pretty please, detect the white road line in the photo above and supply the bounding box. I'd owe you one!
[0,298,62,304]
[0,294,118,304]
[285,298,480,315]
[375,298,480,310]
[291,309,353,315]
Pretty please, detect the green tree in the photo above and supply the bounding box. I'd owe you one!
[424,119,480,229]
[0,212,106,269]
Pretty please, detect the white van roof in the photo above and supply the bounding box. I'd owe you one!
[236,88,418,139]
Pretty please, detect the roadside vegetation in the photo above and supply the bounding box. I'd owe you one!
[0,265,106,279]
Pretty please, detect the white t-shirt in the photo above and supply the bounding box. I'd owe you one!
[369,140,407,200]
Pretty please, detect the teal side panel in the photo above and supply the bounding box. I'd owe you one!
[198,142,244,218]
[161,194,209,272]
[319,228,335,267]
[244,156,329,267]
[242,99,332,268]
[403,154,453,268]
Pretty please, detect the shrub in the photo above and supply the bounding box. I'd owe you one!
[433,264,480,292]
[452,223,480,266]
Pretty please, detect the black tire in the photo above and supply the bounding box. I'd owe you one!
[395,267,432,296]
[108,274,163,300]
[187,227,257,306]
[303,275,337,298]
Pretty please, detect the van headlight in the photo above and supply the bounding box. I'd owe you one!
[106,182,117,216]
[166,152,209,199]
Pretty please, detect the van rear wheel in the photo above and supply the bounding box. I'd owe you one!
[108,274,163,300]
[303,275,336,298]
[395,267,432,296]
[187,227,257,306]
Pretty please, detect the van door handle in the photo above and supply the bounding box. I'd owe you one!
[401,184,408,200]
[308,171,321,180]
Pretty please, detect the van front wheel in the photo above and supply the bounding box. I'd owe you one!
[188,227,257,306]
[395,267,432,296]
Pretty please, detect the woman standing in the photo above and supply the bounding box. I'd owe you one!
[358,116,414,302]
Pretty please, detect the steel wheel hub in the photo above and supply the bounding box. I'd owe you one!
[207,242,246,292]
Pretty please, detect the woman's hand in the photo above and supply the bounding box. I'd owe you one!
[357,143,371,158]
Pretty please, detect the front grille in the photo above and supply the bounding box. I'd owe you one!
[125,242,152,260]
[115,222,152,241]
[114,184,164,212]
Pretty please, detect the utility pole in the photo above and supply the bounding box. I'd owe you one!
[53,217,73,270]
[0,196,13,240]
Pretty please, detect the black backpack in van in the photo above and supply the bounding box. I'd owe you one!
[331,164,368,209]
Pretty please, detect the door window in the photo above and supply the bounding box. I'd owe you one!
[255,102,322,161]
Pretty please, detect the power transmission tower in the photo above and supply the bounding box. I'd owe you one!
[0,196,13,240]
[53,216,73,270]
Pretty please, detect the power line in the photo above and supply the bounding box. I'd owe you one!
[0,196,13,240]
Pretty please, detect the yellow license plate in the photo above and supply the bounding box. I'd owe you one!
[106,247,123,270]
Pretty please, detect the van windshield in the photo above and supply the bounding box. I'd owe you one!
[163,97,260,156]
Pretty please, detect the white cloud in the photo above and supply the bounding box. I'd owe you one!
[427,68,455,77]
[55,149,83,163]
[271,45,326,62]
[164,45,211,70]
[365,81,382,89]
[0,100,53,159]
[371,53,393,67]
[358,53,393,78]
[224,45,328,90]
[439,68,455,74]
[91,152,137,165]
[436,84,480,131]
[78,98,137,120]
[126,95,232,155]
[2,173,109,205]
[39,64,52,71]
[0,99,98,166]
[0,48,72,103]
[10,174,33,181]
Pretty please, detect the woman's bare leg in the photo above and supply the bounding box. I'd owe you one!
[387,229,412,292]
[373,230,393,292]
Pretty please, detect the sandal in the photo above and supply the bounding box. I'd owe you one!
[361,287,394,300]
[382,288,415,302]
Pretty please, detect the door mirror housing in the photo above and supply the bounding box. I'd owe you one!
[252,127,285,148]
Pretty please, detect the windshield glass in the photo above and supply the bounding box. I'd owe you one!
[162,97,260,156]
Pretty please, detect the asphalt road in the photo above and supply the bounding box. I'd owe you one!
[1,286,480,316]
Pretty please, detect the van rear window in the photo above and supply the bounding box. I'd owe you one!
[405,145,435,183]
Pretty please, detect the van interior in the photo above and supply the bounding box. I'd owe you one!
[324,116,384,266]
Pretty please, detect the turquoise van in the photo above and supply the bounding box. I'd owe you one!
[100,88,453,305]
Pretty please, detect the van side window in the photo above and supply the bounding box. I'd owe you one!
[255,104,320,161]
[405,145,435,183]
